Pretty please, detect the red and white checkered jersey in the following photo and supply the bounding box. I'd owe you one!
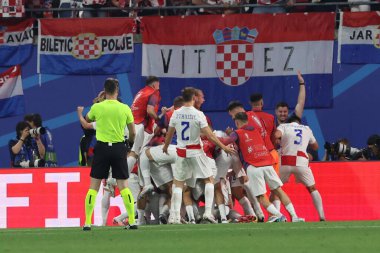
[82,0,106,5]
[0,0,25,18]
[169,106,208,157]
[277,122,316,166]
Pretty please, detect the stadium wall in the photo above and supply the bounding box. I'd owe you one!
[0,43,379,167]
[1,162,379,228]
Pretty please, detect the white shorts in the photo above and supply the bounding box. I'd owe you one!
[150,163,173,188]
[131,123,155,154]
[174,154,214,188]
[215,150,233,184]
[280,165,315,187]
[186,157,217,188]
[149,144,177,166]
[246,165,283,197]
[127,173,141,201]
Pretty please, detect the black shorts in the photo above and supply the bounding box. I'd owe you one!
[90,141,129,180]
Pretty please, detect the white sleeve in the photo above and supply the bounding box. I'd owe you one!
[277,124,285,134]
[308,128,317,144]
[199,111,208,128]
[169,112,176,128]
[92,122,96,130]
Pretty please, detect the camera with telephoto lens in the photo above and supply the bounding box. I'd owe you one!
[18,159,46,168]
[324,141,372,160]
[29,127,46,136]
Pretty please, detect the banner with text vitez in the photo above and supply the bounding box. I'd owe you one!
[141,13,335,111]
[38,18,135,75]
[0,19,34,66]
[338,12,380,64]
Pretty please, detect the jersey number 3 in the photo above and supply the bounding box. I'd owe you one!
[294,129,303,145]
[181,121,190,141]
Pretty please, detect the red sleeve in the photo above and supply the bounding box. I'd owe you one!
[220,132,238,145]
[147,92,160,107]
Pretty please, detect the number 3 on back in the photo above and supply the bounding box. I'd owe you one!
[294,129,303,145]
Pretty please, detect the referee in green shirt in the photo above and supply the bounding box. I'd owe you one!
[82,78,136,230]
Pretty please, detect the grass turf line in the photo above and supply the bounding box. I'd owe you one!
[1,221,380,253]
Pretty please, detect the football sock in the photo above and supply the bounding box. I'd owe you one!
[158,194,168,214]
[273,199,281,211]
[266,204,282,217]
[239,197,254,215]
[101,191,111,226]
[186,205,195,221]
[137,209,145,223]
[172,187,183,217]
[285,203,298,219]
[218,204,227,221]
[115,212,129,222]
[84,189,98,226]
[251,196,265,219]
[311,190,325,220]
[204,183,214,216]
[120,188,136,225]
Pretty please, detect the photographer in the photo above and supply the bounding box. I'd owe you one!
[8,121,45,168]
[362,134,380,161]
[323,138,351,161]
[24,113,58,167]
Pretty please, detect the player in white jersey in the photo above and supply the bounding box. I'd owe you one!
[163,87,235,224]
[275,114,325,221]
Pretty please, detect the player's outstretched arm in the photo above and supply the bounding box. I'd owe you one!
[201,126,236,155]
[294,70,306,119]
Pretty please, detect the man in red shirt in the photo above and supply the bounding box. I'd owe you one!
[222,112,304,222]
[127,76,162,194]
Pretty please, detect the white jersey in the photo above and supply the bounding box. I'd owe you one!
[277,122,316,167]
[169,106,208,157]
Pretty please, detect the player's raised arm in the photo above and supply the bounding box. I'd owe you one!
[294,70,306,118]
[77,106,94,130]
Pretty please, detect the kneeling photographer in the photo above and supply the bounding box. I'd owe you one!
[324,135,380,161]
[8,121,46,168]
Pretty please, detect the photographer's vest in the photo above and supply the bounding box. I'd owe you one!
[12,141,33,167]
[42,128,58,167]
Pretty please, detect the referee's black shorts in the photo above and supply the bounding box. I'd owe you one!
[90,141,129,179]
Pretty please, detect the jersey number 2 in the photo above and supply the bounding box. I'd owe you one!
[294,129,303,145]
[181,121,190,141]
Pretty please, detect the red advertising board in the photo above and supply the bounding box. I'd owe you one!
[1,162,380,228]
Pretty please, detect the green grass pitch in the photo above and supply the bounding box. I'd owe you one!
[1,221,380,253]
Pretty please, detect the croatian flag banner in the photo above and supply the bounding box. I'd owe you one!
[0,65,25,118]
[141,13,335,110]
[38,18,135,75]
[338,12,380,64]
[0,19,34,66]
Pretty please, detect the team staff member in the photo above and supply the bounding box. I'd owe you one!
[82,78,136,231]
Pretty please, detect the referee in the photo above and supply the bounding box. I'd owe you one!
[82,78,136,231]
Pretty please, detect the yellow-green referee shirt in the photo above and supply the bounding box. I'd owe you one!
[87,100,134,143]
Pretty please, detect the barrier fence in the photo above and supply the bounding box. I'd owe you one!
[1,161,380,228]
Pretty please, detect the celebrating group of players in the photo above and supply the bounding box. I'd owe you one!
[79,72,326,228]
